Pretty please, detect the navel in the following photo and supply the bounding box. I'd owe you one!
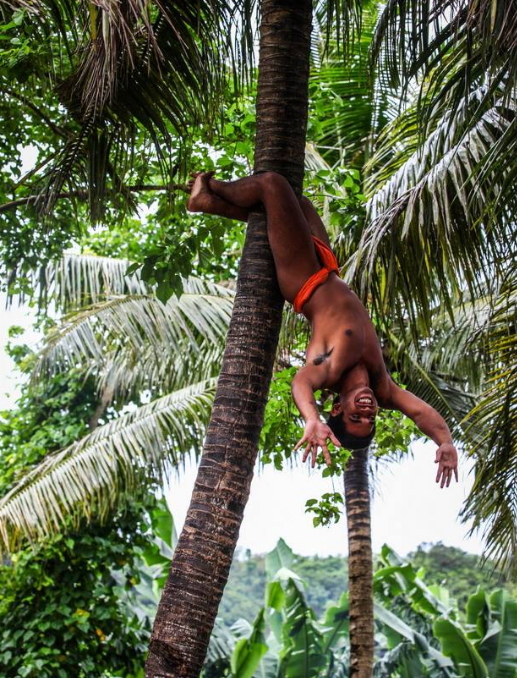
[345,329,353,336]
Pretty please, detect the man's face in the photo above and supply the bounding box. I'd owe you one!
[332,387,378,437]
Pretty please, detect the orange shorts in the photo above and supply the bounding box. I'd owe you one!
[293,237,339,313]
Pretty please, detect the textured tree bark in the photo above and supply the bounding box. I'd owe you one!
[145,1,313,676]
[344,449,374,678]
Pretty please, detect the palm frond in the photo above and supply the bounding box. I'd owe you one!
[34,251,233,310]
[0,379,216,553]
[37,291,231,370]
[386,328,477,432]
[310,3,381,169]
[371,0,517,99]
[461,274,517,573]
[26,251,148,310]
[315,0,370,58]
[33,275,233,396]
[5,0,257,216]
[96,339,225,399]
[347,92,516,329]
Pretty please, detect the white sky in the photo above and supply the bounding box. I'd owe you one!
[166,443,483,558]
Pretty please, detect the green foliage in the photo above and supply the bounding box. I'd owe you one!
[218,542,506,633]
[409,543,510,610]
[433,618,488,678]
[207,540,517,678]
[0,334,96,495]
[305,492,344,527]
[260,368,301,471]
[231,610,268,678]
[0,329,159,676]
[219,548,349,628]
[0,513,149,678]
[279,580,327,678]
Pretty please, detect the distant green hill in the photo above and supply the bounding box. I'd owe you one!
[218,542,509,626]
[408,542,510,607]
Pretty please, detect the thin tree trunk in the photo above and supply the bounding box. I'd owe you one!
[344,449,374,678]
[145,1,313,676]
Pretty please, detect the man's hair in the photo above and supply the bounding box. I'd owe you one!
[326,408,376,451]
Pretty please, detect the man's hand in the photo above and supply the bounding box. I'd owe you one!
[294,419,341,468]
[435,443,459,488]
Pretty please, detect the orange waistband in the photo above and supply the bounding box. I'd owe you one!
[293,237,339,313]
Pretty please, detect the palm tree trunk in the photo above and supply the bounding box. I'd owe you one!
[145,1,313,676]
[344,448,374,678]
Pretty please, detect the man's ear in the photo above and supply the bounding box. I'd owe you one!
[331,400,342,416]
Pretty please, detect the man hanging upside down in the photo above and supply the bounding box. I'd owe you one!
[186,171,459,488]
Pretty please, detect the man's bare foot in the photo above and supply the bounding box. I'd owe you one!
[187,171,215,213]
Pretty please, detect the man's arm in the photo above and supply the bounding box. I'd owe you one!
[383,381,459,488]
[291,365,341,468]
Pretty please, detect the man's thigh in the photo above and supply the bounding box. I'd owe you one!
[260,176,321,303]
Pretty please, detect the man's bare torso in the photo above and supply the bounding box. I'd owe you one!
[302,273,390,402]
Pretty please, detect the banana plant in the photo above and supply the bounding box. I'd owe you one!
[200,540,517,678]
[434,589,517,678]
[375,545,517,678]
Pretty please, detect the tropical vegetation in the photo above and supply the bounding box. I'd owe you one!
[205,540,517,678]
[1,0,517,674]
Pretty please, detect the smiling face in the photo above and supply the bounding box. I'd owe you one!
[332,387,379,437]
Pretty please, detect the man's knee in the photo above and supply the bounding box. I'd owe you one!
[258,171,292,198]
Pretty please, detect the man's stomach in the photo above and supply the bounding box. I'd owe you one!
[303,274,368,327]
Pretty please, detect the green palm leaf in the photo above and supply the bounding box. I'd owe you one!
[349,95,515,324]
[32,253,233,395]
[4,0,256,216]
[35,288,233,377]
[42,251,149,309]
[461,276,517,573]
[0,379,216,553]
[310,3,382,170]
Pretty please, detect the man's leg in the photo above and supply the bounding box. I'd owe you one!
[207,172,321,303]
[299,196,331,248]
[187,175,331,247]
[187,173,249,222]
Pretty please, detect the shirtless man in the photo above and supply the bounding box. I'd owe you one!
[187,171,459,489]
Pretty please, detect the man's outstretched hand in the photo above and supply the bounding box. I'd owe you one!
[295,419,341,468]
[435,443,459,488]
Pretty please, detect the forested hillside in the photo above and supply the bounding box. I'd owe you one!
[218,542,506,625]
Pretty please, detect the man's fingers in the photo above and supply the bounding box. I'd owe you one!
[302,442,312,463]
[311,447,317,469]
[435,449,442,463]
[440,466,453,489]
[436,464,443,483]
[454,466,459,482]
[294,438,304,452]
[322,444,331,467]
